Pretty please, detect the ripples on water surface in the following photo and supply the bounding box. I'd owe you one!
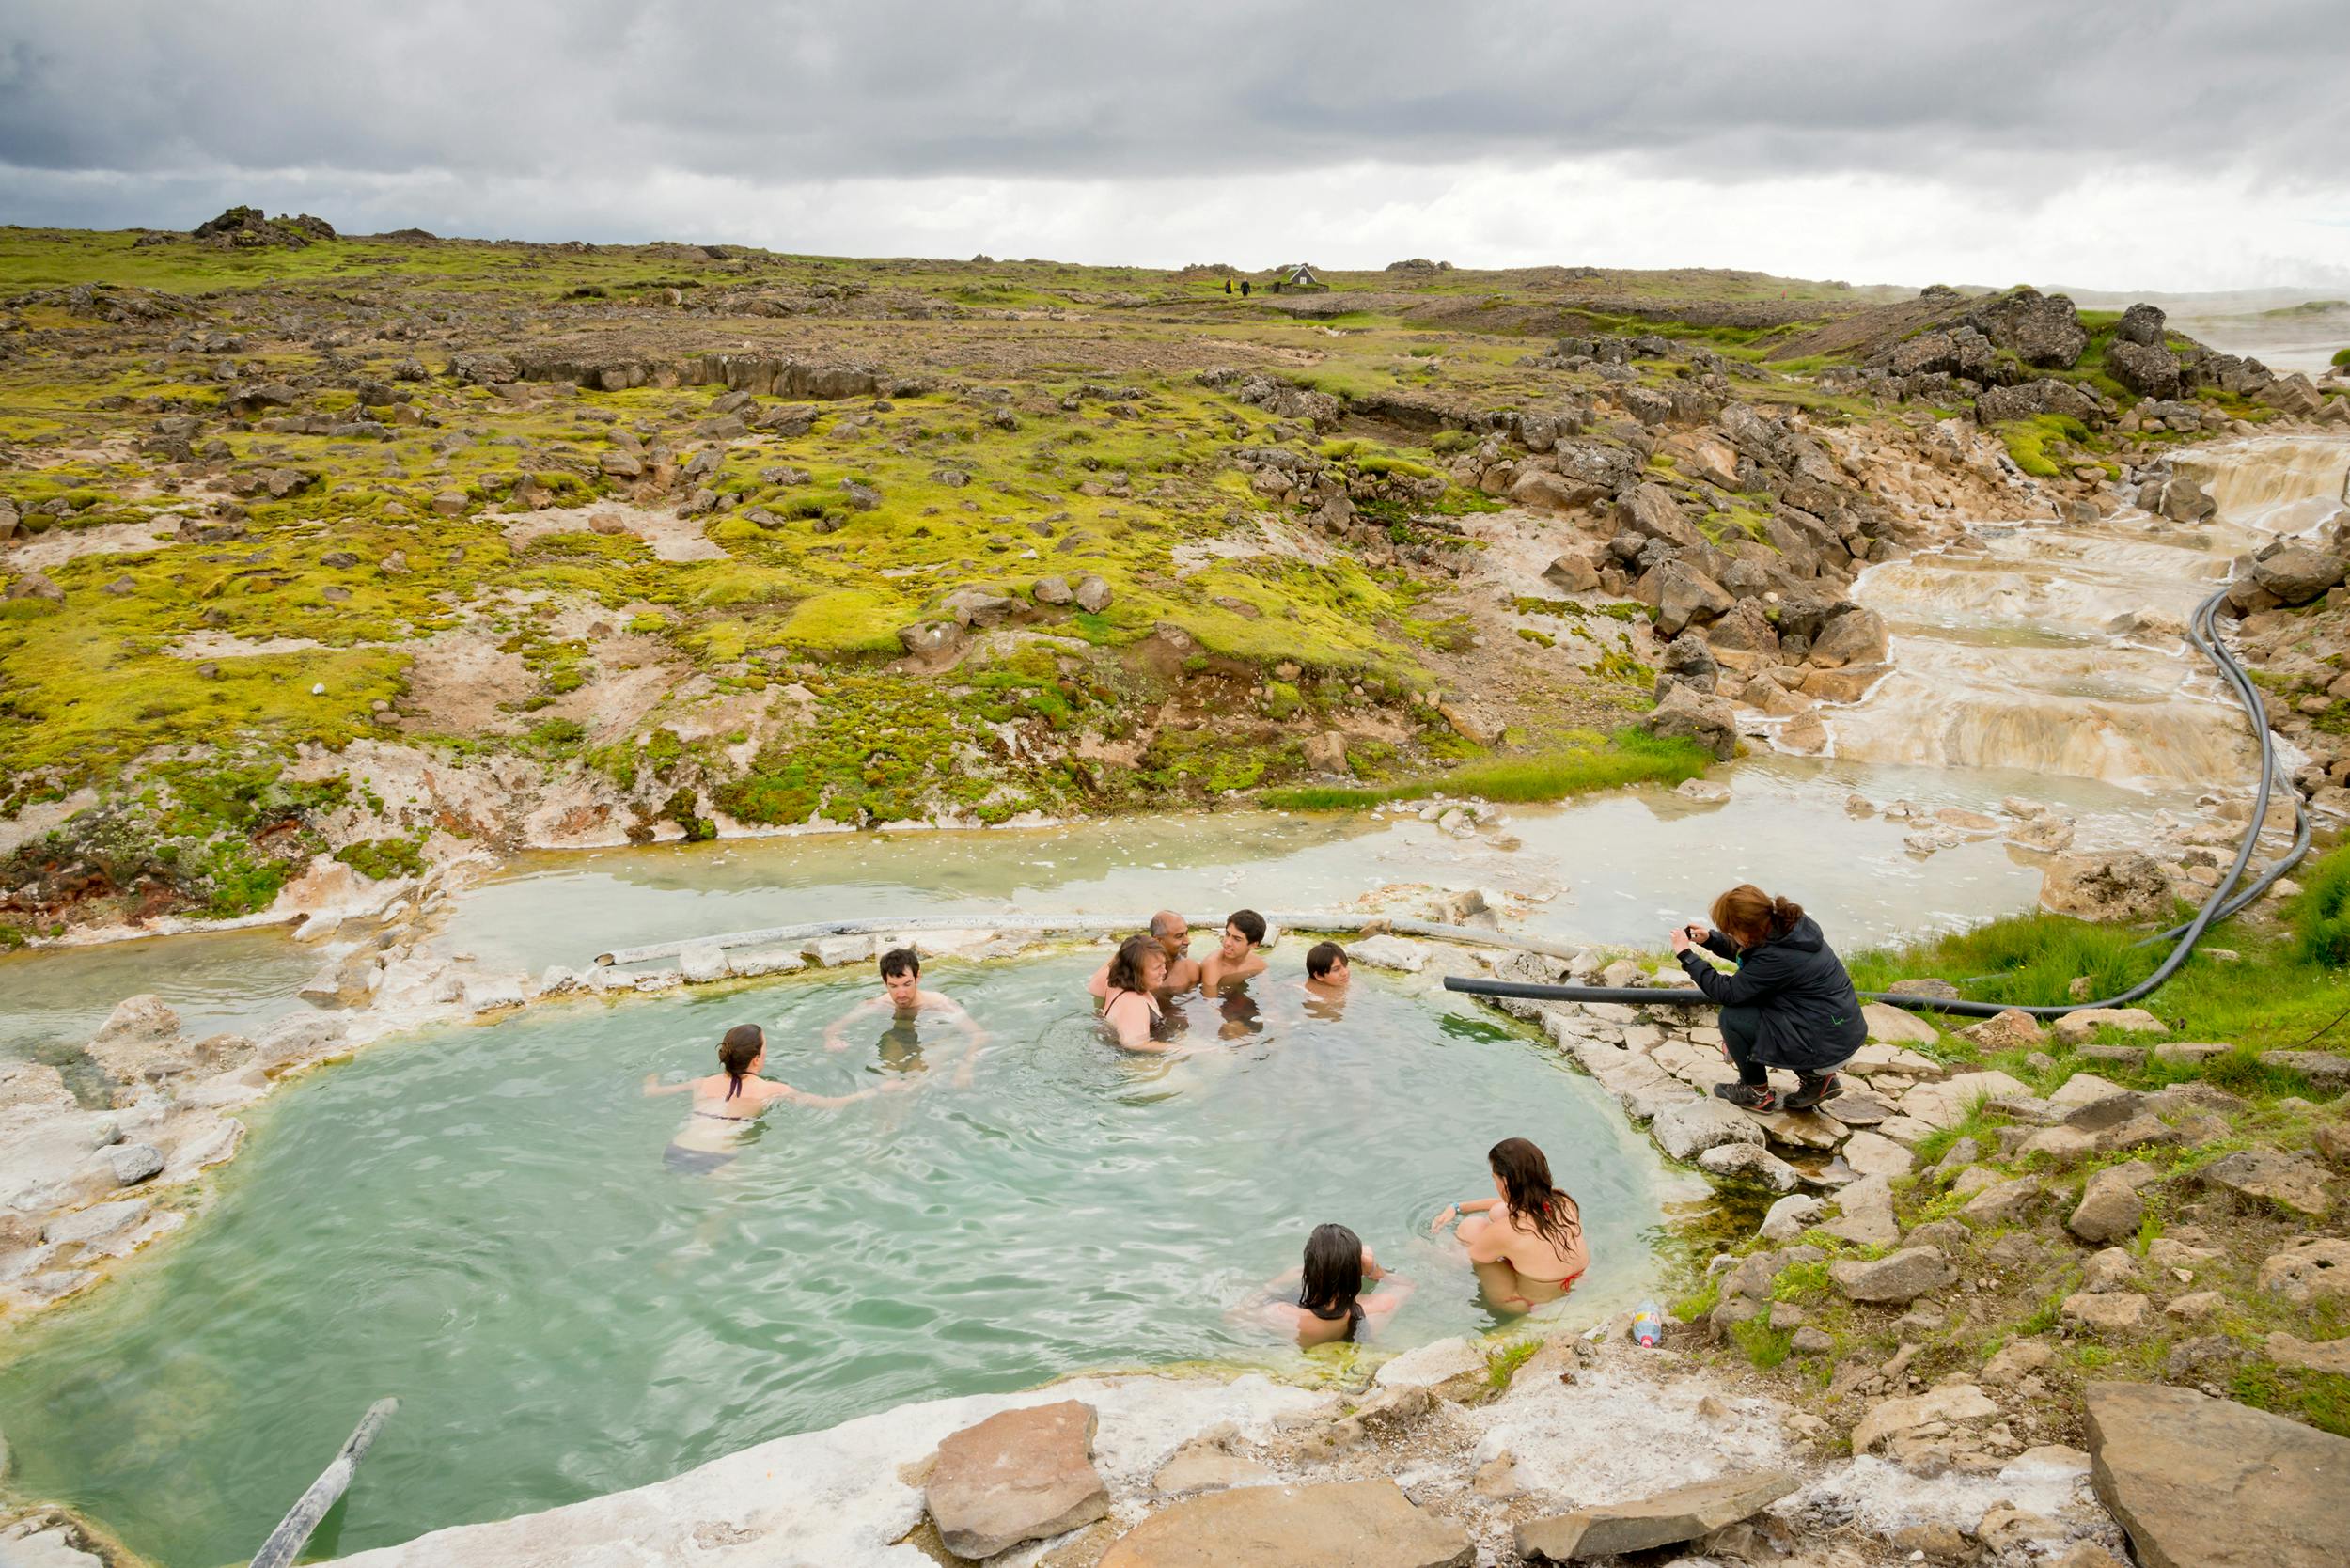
[0,951,1670,1566]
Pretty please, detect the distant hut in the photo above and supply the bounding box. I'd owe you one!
[1277,262,1327,293]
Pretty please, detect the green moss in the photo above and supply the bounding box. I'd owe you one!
[334,837,429,881]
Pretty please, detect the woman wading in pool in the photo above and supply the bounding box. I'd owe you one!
[1430,1137,1588,1311]
[1247,1222,1414,1347]
[644,1024,897,1173]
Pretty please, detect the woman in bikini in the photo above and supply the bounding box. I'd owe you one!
[643,1023,898,1173]
[1429,1137,1589,1312]
[1099,934,1173,1051]
[1247,1222,1414,1348]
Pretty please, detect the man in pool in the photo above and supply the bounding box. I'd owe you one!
[823,948,988,1084]
[1198,909,1268,993]
[1088,910,1199,1001]
[1302,940,1351,1018]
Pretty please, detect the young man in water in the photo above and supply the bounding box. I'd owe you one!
[824,948,988,1084]
[1199,909,1269,993]
[1088,910,1200,1002]
[1302,940,1351,1017]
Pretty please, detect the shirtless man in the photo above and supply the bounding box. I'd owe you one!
[823,948,987,1084]
[1198,909,1268,993]
[1089,910,1199,1001]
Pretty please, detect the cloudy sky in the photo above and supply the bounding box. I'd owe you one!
[3,2,2345,293]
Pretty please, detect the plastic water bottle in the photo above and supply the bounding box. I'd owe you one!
[1631,1303,1666,1347]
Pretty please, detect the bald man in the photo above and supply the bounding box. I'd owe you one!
[1089,910,1201,1000]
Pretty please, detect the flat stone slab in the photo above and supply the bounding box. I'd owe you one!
[1372,1334,1486,1388]
[2198,1149,2333,1216]
[1101,1480,1470,1568]
[2088,1381,2350,1568]
[1852,1384,1998,1453]
[1830,1245,1955,1305]
[1861,1003,1940,1044]
[1900,1069,2031,1129]
[925,1399,1109,1559]
[1515,1468,1798,1560]
[1151,1446,1277,1496]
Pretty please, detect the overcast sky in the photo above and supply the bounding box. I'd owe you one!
[3,2,2345,292]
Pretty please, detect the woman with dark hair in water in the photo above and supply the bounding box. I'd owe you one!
[1672,883,1865,1114]
[1247,1222,1414,1346]
[644,1024,897,1173]
[1430,1137,1588,1310]
[1098,933,1170,1051]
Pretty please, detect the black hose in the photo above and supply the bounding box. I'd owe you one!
[1446,583,2300,1020]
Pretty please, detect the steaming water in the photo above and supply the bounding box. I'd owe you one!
[0,953,1672,1565]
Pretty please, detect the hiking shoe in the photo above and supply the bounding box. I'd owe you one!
[1783,1073,1843,1112]
[1711,1080,1777,1112]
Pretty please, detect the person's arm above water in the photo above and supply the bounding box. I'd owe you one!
[643,1073,699,1097]
[767,1075,911,1109]
[1430,1197,1499,1231]
[1087,962,1113,1002]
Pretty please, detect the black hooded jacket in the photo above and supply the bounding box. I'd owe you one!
[1675,915,1866,1072]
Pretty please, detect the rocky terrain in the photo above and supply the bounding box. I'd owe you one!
[7,216,2343,945]
[8,217,2350,1567]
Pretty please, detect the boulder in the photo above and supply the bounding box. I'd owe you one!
[2264,1331,2350,1376]
[2064,1292,2149,1333]
[1861,1002,1941,1044]
[1978,378,2101,424]
[1806,605,1888,668]
[2107,339,2183,400]
[1617,482,1699,548]
[2041,851,2172,922]
[1700,1142,1802,1192]
[1101,1480,1470,1568]
[1642,682,1738,760]
[2199,1149,2332,1216]
[1073,573,1114,613]
[897,619,965,658]
[2088,1381,2350,1568]
[1972,289,2089,368]
[2052,1008,2165,1044]
[1653,562,1735,636]
[1651,1097,1766,1160]
[1960,1008,2045,1051]
[940,587,1018,628]
[1514,1470,1797,1561]
[925,1400,1110,1560]
[1757,1193,1825,1240]
[1820,1174,1901,1247]
[1151,1445,1277,1496]
[1900,1069,2031,1128]
[2068,1168,2146,1245]
[1838,1130,1914,1179]
[2115,302,2167,348]
[104,1143,164,1186]
[1962,1176,2044,1226]
[2256,1237,2350,1307]
[1543,552,1600,592]
[1852,1384,1998,1454]
[1031,573,1073,604]
[2251,546,2347,606]
[1829,1245,1956,1305]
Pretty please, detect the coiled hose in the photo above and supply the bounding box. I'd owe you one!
[1445,584,2308,1020]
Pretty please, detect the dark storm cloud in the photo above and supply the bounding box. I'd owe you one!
[2,0,2345,202]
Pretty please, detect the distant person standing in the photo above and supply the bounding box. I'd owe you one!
[1224,276,1233,295]
[1239,279,1251,298]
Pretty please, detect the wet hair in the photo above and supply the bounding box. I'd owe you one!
[1306,940,1347,980]
[1297,1222,1366,1335]
[1489,1137,1582,1256]
[1105,933,1161,994]
[1147,910,1188,941]
[1710,885,1805,948]
[1226,909,1267,945]
[718,1024,764,1101]
[879,947,920,981]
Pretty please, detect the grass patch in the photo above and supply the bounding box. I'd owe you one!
[1260,729,1705,810]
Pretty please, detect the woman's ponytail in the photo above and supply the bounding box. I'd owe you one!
[1770,894,1805,937]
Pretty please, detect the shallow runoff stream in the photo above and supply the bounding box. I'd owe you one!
[0,434,2345,1565]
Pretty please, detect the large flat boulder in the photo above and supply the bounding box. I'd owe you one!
[925,1399,1109,1559]
[1101,1480,1470,1568]
[2087,1382,2350,1568]
[1516,1469,1797,1561]
[2198,1149,2333,1217]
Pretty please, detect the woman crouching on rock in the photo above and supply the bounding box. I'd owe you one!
[1672,884,1865,1114]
